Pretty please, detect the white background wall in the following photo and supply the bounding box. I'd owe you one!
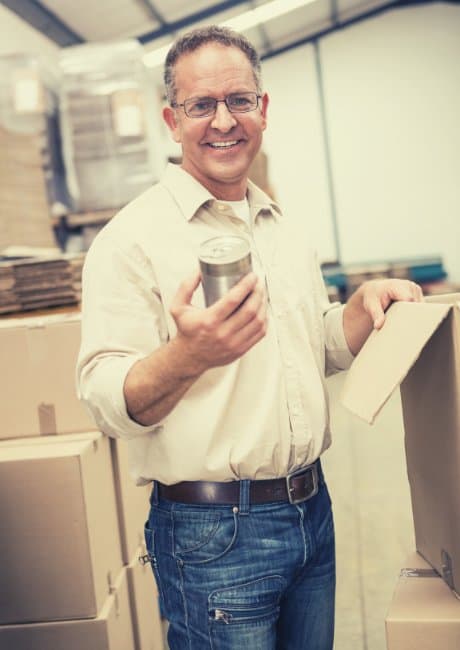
[262,2,460,280]
[262,44,338,261]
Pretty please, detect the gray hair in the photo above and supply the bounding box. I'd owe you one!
[164,25,262,105]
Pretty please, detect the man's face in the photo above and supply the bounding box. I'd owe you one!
[163,43,269,200]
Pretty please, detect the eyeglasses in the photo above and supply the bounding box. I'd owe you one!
[172,92,261,118]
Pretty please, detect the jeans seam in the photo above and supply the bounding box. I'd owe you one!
[177,558,193,650]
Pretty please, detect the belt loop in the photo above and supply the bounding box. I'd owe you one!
[238,479,250,515]
[150,481,159,506]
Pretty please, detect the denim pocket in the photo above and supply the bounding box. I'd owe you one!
[173,507,238,565]
[208,575,285,649]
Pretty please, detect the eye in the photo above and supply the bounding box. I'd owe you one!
[228,94,252,108]
[187,97,215,114]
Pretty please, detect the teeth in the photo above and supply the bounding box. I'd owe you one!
[209,141,238,148]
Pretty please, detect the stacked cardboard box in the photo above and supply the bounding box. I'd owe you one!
[0,124,58,250]
[386,552,460,649]
[342,293,460,647]
[0,310,164,649]
[0,54,69,250]
[59,41,163,212]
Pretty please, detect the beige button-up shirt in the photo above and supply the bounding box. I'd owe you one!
[77,164,353,485]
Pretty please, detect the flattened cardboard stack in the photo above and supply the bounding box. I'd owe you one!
[341,293,460,648]
[0,252,84,315]
[0,311,163,649]
[59,41,163,212]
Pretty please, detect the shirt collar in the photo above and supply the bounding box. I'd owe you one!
[247,179,282,221]
[161,163,214,222]
[160,162,282,222]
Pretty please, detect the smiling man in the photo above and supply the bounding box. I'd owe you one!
[77,25,423,650]
[163,41,268,199]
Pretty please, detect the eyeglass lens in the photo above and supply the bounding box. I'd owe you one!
[184,92,259,117]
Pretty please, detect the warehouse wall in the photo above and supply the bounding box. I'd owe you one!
[0,4,58,56]
[261,2,460,280]
[0,2,459,280]
[262,44,337,262]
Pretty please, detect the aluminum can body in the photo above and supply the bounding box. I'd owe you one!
[198,235,252,307]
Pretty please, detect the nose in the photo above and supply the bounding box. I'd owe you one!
[210,101,237,132]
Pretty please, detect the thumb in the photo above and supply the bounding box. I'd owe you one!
[171,269,201,312]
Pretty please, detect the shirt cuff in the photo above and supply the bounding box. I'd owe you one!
[81,354,163,440]
[324,304,355,372]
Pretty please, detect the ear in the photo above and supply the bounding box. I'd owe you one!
[163,105,182,143]
[259,92,269,131]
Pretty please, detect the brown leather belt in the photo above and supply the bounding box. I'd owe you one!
[157,461,320,505]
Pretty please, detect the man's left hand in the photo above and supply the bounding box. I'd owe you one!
[343,278,424,356]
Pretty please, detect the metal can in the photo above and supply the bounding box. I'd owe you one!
[198,235,252,307]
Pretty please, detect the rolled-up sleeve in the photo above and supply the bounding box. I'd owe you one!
[323,302,354,373]
[312,252,354,374]
[76,232,167,440]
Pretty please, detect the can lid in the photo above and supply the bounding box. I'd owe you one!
[198,236,250,265]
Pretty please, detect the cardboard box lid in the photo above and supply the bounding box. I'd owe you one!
[0,310,81,329]
[341,299,458,423]
[0,436,96,461]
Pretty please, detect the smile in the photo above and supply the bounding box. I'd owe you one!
[207,140,240,149]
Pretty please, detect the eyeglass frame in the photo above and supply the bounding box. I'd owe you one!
[171,91,262,118]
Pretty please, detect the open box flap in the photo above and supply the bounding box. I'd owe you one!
[341,301,452,423]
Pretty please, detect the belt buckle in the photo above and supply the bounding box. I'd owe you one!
[286,463,319,505]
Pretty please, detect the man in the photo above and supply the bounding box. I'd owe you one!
[77,25,423,650]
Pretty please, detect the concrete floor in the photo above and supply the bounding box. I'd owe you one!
[161,372,415,649]
[324,372,415,650]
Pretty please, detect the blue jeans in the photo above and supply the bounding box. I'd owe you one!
[144,463,335,650]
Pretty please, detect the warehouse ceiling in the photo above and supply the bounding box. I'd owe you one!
[0,0,446,61]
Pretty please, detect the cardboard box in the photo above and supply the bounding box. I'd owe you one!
[0,567,135,650]
[0,432,123,623]
[386,551,460,649]
[0,311,95,439]
[0,433,151,565]
[110,438,151,564]
[342,293,460,595]
[127,546,164,650]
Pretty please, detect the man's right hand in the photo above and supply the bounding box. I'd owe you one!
[170,269,268,375]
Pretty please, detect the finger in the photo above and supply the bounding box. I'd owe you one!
[223,280,265,332]
[234,321,267,354]
[229,300,267,349]
[210,272,258,321]
[171,269,201,312]
[411,281,424,302]
[363,293,386,330]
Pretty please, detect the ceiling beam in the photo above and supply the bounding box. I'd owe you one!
[0,0,84,46]
[261,0,443,62]
[138,0,251,44]
[134,0,168,27]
